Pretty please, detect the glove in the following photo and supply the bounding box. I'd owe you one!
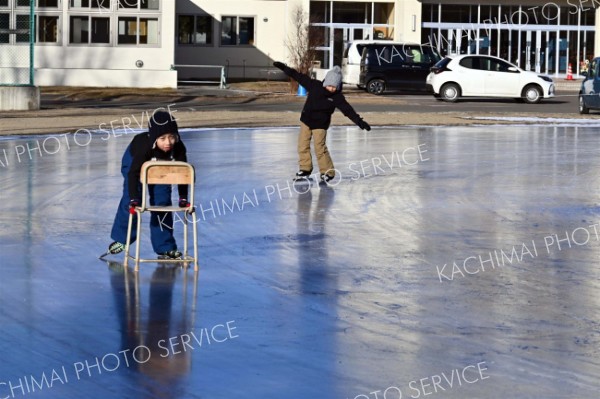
[273,61,286,70]
[178,198,190,208]
[358,119,371,131]
[129,198,140,214]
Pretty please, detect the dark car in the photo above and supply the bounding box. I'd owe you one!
[579,57,600,114]
[359,43,442,95]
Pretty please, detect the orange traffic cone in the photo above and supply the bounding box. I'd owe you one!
[566,63,573,80]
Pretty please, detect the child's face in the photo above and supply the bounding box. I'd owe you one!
[156,133,177,152]
[325,85,337,93]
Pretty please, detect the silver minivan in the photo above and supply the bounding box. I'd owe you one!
[342,40,402,87]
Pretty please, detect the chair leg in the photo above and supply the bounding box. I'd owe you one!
[124,212,134,267]
[134,209,142,272]
[192,211,199,272]
[183,211,189,263]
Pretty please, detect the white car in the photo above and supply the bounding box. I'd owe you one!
[426,54,555,104]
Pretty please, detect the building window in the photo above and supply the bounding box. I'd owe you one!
[70,15,109,43]
[178,14,212,45]
[118,0,159,11]
[15,13,29,42]
[4,0,61,8]
[38,0,59,7]
[0,13,8,43]
[37,15,58,42]
[221,15,254,46]
[117,16,135,43]
[178,14,192,43]
[1,1,60,44]
[70,0,110,9]
[139,17,157,43]
[118,16,158,45]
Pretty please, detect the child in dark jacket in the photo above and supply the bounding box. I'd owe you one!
[273,61,371,182]
[107,111,189,259]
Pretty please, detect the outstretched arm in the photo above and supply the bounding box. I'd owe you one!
[273,62,312,90]
[333,95,371,131]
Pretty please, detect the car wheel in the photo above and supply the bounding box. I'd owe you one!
[440,83,460,102]
[366,79,385,95]
[579,94,590,114]
[522,85,542,104]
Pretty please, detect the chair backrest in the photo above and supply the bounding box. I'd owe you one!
[139,161,195,207]
[142,161,194,185]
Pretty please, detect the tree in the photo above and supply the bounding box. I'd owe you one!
[284,5,321,93]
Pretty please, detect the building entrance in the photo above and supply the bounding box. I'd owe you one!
[422,3,595,77]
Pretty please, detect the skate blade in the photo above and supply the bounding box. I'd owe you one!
[293,177,313,183]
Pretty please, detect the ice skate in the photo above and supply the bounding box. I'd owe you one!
[293,170,313,183]
[99,241,125,259]
[157,249,183,260]
[320,174,335,185]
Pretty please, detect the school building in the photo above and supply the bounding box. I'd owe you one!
[1,0,598,88]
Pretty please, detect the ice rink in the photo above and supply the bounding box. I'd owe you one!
[2,124,600,399]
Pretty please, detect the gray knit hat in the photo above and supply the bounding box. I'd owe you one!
[322,66,342,91]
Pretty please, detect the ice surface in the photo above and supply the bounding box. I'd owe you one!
[1,125,600,399]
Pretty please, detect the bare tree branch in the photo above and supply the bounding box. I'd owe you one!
[283,5,322,91]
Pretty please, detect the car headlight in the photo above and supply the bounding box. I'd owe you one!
[538,75,553,83]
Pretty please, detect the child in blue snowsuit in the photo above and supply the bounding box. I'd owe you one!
[107,111,189,259]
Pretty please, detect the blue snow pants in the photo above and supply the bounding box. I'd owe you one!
[110,145,177,254]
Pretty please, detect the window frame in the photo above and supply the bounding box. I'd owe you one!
[220,15,255,47]
[68,0,112,11]
[68,13,111,46]
[177,13,213,46]
[117,0,160,12]
[116,14,159,46]
[1,0,61,45]
[37,0,60,9]
[36,13,60,44]
[14,12,31,43]
[0,12,9,43]
[15,0,31,8]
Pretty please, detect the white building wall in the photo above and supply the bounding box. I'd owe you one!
[175,0,292,80]
[9,0,594,86]
[34,0,177,88]
[395,0,421,43]
[174,0,421,80]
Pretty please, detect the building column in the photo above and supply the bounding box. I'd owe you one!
[596,7,600,56]
[396,0,422,43]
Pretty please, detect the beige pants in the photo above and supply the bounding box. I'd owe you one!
[298,122,335,176]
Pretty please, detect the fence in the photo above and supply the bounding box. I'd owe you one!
[0,2,34,86]
[173,64,227,89]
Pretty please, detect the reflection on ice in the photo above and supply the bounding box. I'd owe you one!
[1,125,600,398]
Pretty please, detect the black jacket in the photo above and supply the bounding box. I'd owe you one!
[127,132,188,200]
[276,65,365,130]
